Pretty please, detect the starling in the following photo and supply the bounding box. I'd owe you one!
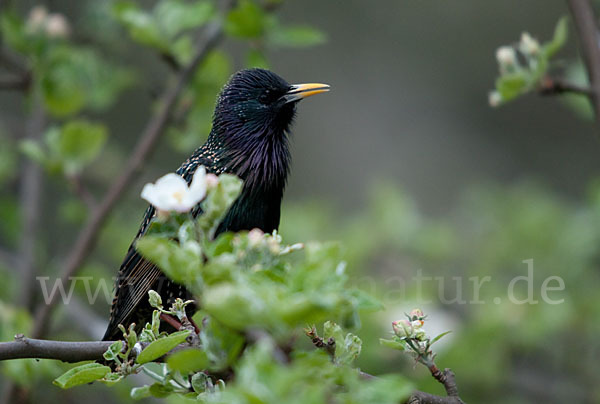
[103,68,329,340]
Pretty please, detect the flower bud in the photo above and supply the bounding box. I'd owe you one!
[148,290,162,309]
[26,6,47,33]
[45,14,70,38]
[205,173,219,189]
[519,32,540,55]
[488,91,502,107]
[496,46,516,68]
[414,327,427,341]
[248,228,265,247]
[392,319,413,338]
[409,308,425,327]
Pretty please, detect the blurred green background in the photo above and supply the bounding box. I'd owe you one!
[1,0,600,403]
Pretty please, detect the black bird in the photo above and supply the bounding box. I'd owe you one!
[103,68,329,340]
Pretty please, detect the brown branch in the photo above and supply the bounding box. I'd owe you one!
[538,75,593,96]
[305,326,336,359]
[0,75,30,91]
[0,332,204,364]
[0,335,114,363]
[30,21,225,339]
[67,174,98,211]
[567,0,600,123]
[406,365,465,404]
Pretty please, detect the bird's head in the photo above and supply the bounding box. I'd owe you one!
[212,68,330,143]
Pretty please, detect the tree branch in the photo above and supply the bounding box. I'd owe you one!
[30,21,225,339]
[0,336,114,363]
[67,174,98,211]
[406,365,465,404]
[18,91,46,309]
[538,75,593,97]
[0,74,30,91]
[567,0,600,123]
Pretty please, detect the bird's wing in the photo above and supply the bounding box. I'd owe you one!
[103,152,214,340]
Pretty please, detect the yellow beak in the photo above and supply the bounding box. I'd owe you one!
[282,83,330,103]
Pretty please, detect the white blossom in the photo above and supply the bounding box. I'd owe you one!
[26,6,48,33]
[488,91,502,107]
[45,14,70,38]
[141,167,207,213]
[496,46,516,68]
[519,32,540,55]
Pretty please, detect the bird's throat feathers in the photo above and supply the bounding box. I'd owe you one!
[209,118,293,195]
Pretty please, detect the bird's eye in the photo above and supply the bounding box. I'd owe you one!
[259,89,275,104]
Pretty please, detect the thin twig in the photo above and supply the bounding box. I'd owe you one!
[30,21,225,339]
[567,0,600,123]
[67,174,98,211]
[18,89,46,309]
[538,75,593,96]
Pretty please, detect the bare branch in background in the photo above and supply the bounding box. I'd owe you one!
[18,91,46,309]
[67,175,98,211]
[567,0,600,123]
[0,74,30,91]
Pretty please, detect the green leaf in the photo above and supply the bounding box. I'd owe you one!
[225,0,265,38]
[154,0,214,39]
[130,385,152,399]
[40,46,132,116]
[191,372,210,393]
[379,337,405,351]
[495,73,528,101]
[103,340,123,362]
[136,330,191,364]
[113,1,168,50]
[430,330,451,345]
[136,236,202,285]
[100,372,123,386]
[268,25,326,48]
[53,363,111,389]
[20,140,46,166]
[57,120,108,174]
[542,16,568,59]
[322,321,361,364]
[166,348,209,373]
[340,333,362,364]
[148,382,175,397]
[197,174,243,237]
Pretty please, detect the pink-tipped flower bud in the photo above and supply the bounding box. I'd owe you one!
[205,173,219,189]
[248,228,265,247]
[392,319,413,338]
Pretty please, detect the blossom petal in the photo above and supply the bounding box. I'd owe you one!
[189,166,207,200]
